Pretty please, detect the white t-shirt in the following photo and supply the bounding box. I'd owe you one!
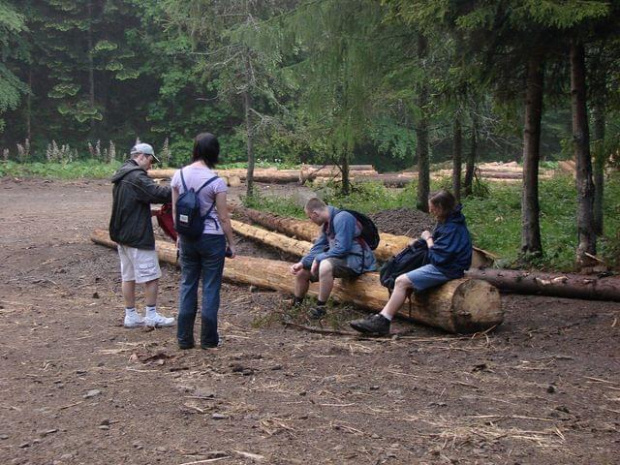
[171,165,228,235]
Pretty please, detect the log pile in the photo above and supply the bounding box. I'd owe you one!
[90,229,503,333]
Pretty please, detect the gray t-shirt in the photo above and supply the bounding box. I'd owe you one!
[171,165,228,235]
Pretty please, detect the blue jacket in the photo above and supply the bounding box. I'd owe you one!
[301,206,377,274]
[429,205,472,279]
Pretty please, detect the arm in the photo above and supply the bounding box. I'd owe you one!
[135,172,172,204]
[215,192,236,257]
[421,230,434,248]
[301,232,329,268]
[427,228,460,267]
[315,212,355,262]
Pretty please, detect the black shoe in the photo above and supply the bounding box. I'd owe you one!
[350,314,390,335]
[308,306,326,319]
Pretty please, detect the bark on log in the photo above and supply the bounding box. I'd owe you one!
[149,167,315,184]
[466,268,620,302]
[231,220,311,257]
[235,207,494,267]
[90,229,503,333]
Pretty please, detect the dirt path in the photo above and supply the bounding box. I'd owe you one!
[0,178,618,465]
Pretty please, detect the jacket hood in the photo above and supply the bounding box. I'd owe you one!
[111,159,143,183]
[446,204,466,225]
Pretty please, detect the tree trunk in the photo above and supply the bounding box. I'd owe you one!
[26,68,32,142]
[90,229,503,334]
[87,0,95,133]
[592,102,605,236]
[231,219,312,257]
[520,53,544,258]
[340,151,350,196]
[452,117,462,203]
[463,109,477,197]
[243,50,255,199]
[416,34,430,213]
[466,268,620,302]
[570,41,596,267]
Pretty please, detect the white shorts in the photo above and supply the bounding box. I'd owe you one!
[117,245,162,284]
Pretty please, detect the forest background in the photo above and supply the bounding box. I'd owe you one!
[0,0,619,270]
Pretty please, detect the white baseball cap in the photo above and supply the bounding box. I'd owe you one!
[130,143,160,163]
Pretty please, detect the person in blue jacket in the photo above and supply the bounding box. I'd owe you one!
[350,190,472,335]
[290,197,377,319]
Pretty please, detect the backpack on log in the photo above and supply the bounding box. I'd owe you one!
[379,239,430,291]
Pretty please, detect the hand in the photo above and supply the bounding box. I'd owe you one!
[421,230,432,241]
[310,260,319,277]
[290,262,304,275]
[226,245,236,258]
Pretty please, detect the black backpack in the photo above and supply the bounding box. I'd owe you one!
[174,169,219,240]
[341,209,380,250]
[379,239,430,291]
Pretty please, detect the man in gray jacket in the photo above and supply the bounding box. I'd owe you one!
[109,143,174,328]
[289,198,377,319]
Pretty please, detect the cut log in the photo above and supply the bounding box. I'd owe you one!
[235,206,494,267]
[149,167,316,184]
[231,220,311,257]
[466,268,620,302]
[90,229,503,333]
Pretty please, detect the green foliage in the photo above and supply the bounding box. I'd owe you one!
[0,159,120,178]
[243,189,305,219]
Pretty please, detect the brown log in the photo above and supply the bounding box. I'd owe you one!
[231,220,311,257]
[148,168,314,184]
[466,268,620,302]
[235,207,494,267]
[90,229,503,333]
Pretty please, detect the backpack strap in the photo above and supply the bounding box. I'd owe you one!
[180,169,221,230]
[196,176,220,230]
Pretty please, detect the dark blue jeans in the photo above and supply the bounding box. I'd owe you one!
[177,234,226,348]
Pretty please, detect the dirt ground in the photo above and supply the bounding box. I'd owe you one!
[0,178,618,465]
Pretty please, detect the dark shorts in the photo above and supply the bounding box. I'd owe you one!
[307,257,360,282]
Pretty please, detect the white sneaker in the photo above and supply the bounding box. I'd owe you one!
[124,312,145,328]
[144,313,175,328]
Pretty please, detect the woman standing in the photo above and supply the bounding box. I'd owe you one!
[171,133,236,350]
[349,190,472,336]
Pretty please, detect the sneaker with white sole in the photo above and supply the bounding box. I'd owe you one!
[124,312,145,328]
[144,313,175,328]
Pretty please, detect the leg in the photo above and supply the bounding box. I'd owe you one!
[177,240,201,347]
[121,280,136,309]
[317,259,335,303]
[380,274,414,319]
[350,265,449,335]
[294,268,312,299]
[199,235,226,348]
[143,279,159,307]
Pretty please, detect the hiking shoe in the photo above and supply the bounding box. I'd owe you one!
[144,313,175,328]
[308,306,327,320]
[350,314,390,336]
[124,312,145,328]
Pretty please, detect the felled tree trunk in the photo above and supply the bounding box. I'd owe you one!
[235,207,494,267]
[231,220,311,257]
[90,229,503,334]
[466,268,620,302]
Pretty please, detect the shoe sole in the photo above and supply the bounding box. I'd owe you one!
[124,322,145,328]
[349,322,389,336]
[145,322,175,328]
